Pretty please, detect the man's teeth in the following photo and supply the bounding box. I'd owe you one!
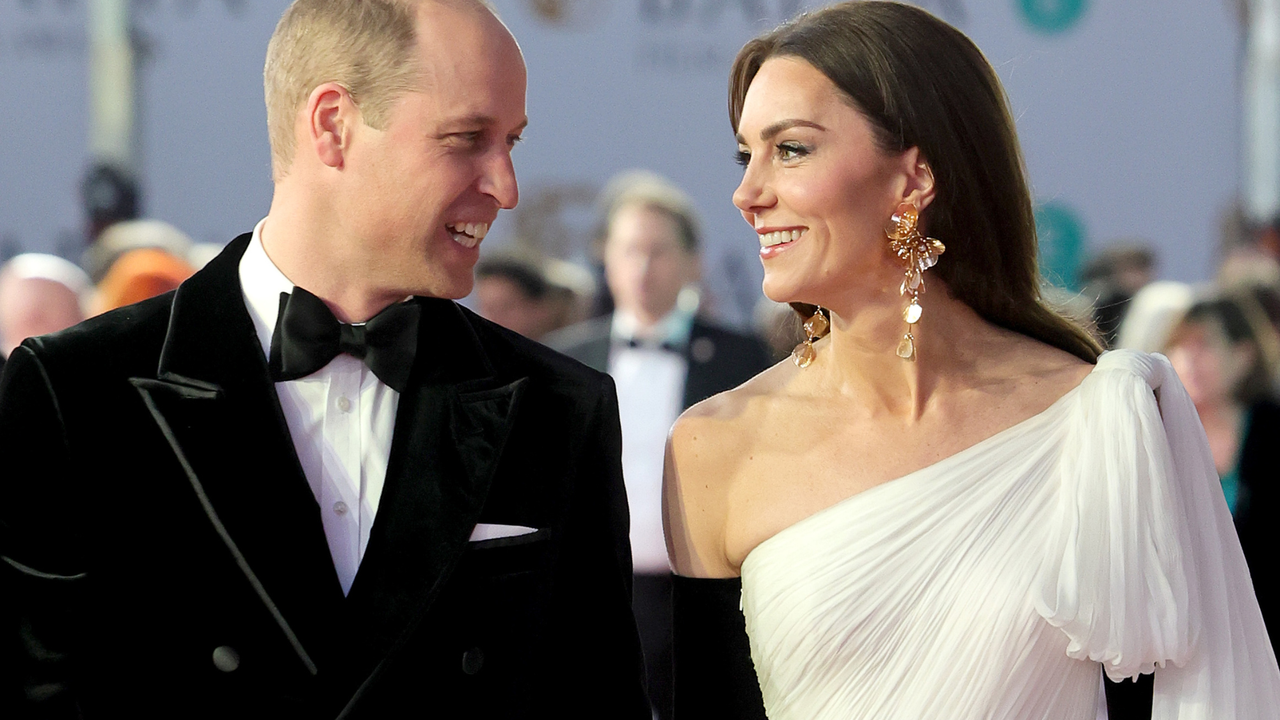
[758,229,802,248]
[446,222,489,248]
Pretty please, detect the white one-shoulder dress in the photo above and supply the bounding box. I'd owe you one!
[740,350,1280,720]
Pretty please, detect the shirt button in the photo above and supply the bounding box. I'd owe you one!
[334,501,349,516]
[337,396,352,413]
[461,646,485,675]
[212,646,240,673]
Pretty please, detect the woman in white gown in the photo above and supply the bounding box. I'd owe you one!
[662,2,1280,719]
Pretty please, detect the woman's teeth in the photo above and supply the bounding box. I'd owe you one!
[447,222,489,248]
[758,229,802,248]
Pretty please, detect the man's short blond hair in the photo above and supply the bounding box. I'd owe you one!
[264,0,422,177]
[264,0,497,178]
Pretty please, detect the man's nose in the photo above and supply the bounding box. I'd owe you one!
[481,151,519,210]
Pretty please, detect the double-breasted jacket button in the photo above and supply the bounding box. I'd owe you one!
[461,646,484,675]
[212,645,241,673]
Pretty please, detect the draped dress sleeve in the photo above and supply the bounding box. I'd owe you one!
[1035,349,1280,718]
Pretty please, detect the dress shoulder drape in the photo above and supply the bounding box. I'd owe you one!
[741,350,1280,720]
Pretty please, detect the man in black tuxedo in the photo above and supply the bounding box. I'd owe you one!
[547,172,772,720]
[0,1,648,717]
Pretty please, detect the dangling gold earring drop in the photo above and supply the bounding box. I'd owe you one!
[886,202,945,361]
[792,306,830,368]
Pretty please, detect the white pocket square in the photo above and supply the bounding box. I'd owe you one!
[469,523,539,542]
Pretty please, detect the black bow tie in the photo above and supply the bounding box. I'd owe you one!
[268,287,420,393]
[623,337,681,353]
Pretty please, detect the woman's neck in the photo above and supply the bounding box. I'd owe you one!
[812,285,995,421]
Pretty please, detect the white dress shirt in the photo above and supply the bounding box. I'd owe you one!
[609,309,692,574]
[239,219,399,595]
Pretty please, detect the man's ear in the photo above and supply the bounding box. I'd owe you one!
[304,82,357,170]
[900,146,936,212]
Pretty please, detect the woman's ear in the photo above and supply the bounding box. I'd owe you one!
[900,147,936,212]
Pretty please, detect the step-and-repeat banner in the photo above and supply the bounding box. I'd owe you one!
[0,0,1240,325]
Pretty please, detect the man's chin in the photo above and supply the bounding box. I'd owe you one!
[410,274,475,300]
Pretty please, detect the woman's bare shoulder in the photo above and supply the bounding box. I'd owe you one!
[664,360,791,578]
[971,329,1096,412]
[1007,334,1094,393]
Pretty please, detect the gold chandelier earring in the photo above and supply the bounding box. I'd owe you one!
[886,202,945,361]
[792,305,830,368]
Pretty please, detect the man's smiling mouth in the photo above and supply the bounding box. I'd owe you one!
[446,222,489,248]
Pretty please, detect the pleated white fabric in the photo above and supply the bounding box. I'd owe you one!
[740,350,1280,720]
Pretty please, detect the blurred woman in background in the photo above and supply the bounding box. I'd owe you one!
[1165,294,1280,653]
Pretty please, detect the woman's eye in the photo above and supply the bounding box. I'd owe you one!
[777,142,809,161]
[734,149,751,168]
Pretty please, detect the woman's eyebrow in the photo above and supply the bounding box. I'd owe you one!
[737,119,827,145]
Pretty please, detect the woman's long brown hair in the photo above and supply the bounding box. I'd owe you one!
[730,1,1101,362]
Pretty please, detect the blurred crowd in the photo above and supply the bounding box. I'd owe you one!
[1078,214,1280,670]
[5,166,1280,718]
[0,220,208,367]
[0,167,220,375]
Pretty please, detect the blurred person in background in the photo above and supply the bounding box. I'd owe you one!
[0,254,90,367]
[1216,235,1280,386]
[474,251,589,340]
[548,171,771,720]
[1079,242,1155,347]
[1115,281,1196,353]
[81,218,216,284]
[1163,294,1280,654]
[80,164,139,245]
[92,247,197,314]
[1236,213,1280,265]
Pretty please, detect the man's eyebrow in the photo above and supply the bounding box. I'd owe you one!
[439,114,529,134]
[735,118,826,145]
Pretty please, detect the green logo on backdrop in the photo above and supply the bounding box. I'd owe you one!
[1018,0,1087,34]
[1035,201,1086,289]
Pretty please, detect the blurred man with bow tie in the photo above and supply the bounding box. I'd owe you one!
[0,1,647,717]
[549,172,771,720]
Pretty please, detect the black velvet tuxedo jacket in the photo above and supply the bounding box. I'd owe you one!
[546,316,772,411]
[0,235,650,718]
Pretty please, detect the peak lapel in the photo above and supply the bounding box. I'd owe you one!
[130,235,343,675]
[343,301,527,683]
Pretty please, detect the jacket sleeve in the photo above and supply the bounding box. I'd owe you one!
[547,373,650,717]
[1,343,89,718]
